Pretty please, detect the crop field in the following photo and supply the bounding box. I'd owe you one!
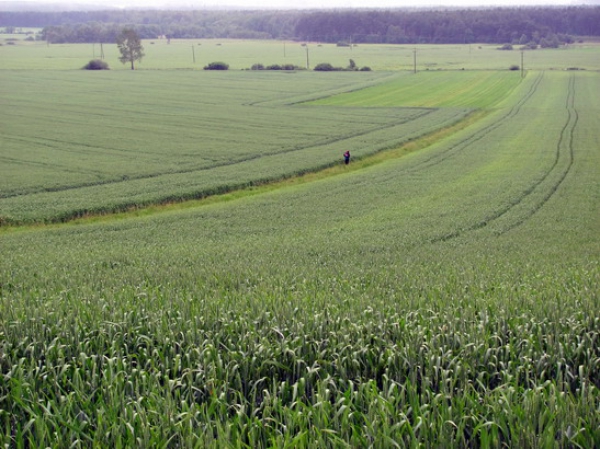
[1,69,488,224]
[310,70,519,108]
[1,40,600,447]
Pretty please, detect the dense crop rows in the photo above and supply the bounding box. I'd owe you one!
[310,71,520,108]
[1,263,598,447]
[0,70,474,224]
[1,69,599,446]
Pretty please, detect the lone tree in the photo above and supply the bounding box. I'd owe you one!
[117,28,144,70]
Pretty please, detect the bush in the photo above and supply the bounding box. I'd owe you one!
[498,43,513,50]
[204,61,229,70]
[251,63,303,71]
[509,65,520,71]
[314,63,336,71]
[83,59,109,70]
[336,41,351,47]
[360,66,372,71]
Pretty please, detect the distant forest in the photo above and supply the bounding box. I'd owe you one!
[2,7,600,45]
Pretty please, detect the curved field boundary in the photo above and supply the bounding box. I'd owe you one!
[0,108,437,200]
[0,107,470,225]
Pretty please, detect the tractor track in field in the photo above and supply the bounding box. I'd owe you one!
[429,74,578,244]
[403,71,545,175]
[496,74,578,234]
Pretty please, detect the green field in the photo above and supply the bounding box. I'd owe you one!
[2,37,600,71]
[1,69,479,224]
[1,40,599,447]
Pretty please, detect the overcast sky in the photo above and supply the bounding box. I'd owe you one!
[15,0,580,9]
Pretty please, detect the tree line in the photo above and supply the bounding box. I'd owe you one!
[2,7,599,45]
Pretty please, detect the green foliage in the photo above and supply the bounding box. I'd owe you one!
[203,61,229,70]
[314,62,337,71]
[82,58,109,70]
[116,28,144,70]
[258,63,301,70]
[312,61,370,72]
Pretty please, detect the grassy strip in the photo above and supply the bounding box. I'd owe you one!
[1,109,488,234]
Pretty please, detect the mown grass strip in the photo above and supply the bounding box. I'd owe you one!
[1,109,488,234]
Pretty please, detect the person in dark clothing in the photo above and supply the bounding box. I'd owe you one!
[343,150,350,165]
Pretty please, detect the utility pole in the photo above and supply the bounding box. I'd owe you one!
[521,50,524,78]
[413,48,417,74]
[192,45,196,64]
[306,44,309,69]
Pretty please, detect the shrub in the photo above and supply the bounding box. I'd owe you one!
[509,65,520,71]
[204,61,229,70]
[360,66,372,71]
[498,43,513,50]
[336,41,351,47]
[83,59,110,70]
[314,63,336,71]
[252,63,302,71]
